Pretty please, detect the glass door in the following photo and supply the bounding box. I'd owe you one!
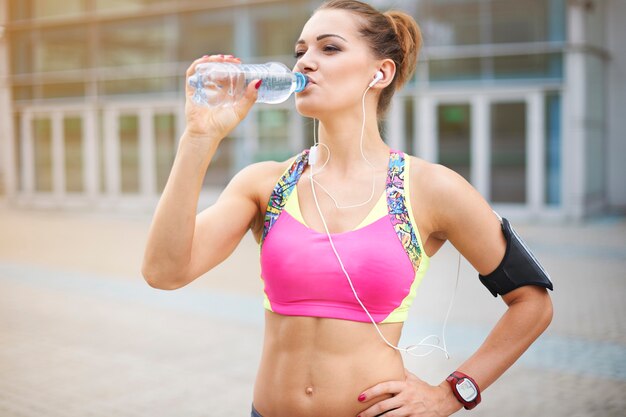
[437,103,472,183]
[430,91,546,212]
[490,101,527,203]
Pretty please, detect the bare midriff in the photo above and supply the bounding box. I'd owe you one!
[253,311,405,417]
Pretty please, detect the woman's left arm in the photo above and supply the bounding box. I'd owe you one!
[357,162,553,417]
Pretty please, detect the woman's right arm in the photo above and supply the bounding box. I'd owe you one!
[142,55,261,290]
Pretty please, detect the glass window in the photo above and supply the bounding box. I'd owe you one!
[490,102,526,203]
[13,114,22,192]
[179,11,234,62]
[100,77,178,96]
[403,97,416,156]
[95,0,172,13]
[419,0,565,46]
[490,0,550,44]
[493,53,563,80]
[99,18,173,68]
[257,12,309,58]
[42,83,86,99]
[154,113,176,192]
[33,117,53,192]
[545,93,561,206]
[302,118,316,151]
[418,0,482,47]
[34,26,89,73]
[203,138,233,187]
[64,117,84,193]
[256,109,291,161]
[119,115,140,194]
[9,31,33,75]
[12,86,33,101]
[9,0,86,20]
[429,57,482,82]
[438,103,471,182]
[34,0,86,19]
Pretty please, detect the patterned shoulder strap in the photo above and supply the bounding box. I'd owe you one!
[386,151,423,272]
[261,150,309,245]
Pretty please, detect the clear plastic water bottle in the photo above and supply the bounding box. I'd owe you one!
[188,62,308,107]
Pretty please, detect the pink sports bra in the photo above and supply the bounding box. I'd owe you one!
[259,149,430,323]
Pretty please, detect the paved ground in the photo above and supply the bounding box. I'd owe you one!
[0,205,625,416]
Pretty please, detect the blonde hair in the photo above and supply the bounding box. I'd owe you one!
[318,0,422,117]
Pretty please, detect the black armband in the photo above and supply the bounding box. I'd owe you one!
[479,217,554,297]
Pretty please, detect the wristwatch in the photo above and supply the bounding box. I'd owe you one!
[446,371,481,410]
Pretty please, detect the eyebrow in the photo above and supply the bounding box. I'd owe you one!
[296,34,348,45]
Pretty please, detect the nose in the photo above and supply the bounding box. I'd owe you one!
[295,51,317,74]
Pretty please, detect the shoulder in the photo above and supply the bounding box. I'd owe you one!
[229,152,303,196]
[405,155,490,235]
[233,152,305,234]
[405,155,505,272]
[406,155,475,204]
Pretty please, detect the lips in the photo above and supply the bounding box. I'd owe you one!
[302,77,316,92]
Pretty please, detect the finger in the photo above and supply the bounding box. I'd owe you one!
[185,54,241,78]
[358,381,405,403]
[357,397,403,417]
[185,55,213,78]
[233,78,261,119]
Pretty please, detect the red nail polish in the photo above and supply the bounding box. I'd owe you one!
[358,393,366,402]
[255,80,262,89]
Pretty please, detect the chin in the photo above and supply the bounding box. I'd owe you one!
[295,98,323,119]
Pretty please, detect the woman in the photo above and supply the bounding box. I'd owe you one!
[142,1,553,416]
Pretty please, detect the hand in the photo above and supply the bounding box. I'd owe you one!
[357,369,461,417]
[184,54,260,144]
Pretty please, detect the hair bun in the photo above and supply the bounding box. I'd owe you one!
[384,11,422,89]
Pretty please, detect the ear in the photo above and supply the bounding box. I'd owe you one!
[370,59,396,89]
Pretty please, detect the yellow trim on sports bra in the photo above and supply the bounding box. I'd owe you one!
[381,156,431,323]
[284,185,388,233]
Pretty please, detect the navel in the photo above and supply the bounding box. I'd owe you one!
[305,386,314,396]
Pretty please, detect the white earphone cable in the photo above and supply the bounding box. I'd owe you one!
[308,82,459,359]
[308,84,377,209]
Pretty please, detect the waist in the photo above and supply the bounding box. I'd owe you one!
[253,311,405,417]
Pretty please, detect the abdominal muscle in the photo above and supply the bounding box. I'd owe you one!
[253,311,406,417]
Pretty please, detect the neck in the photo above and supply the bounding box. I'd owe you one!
[314,99,389,173]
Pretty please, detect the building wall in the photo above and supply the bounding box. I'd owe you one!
[0,0,623,218]
[606,0,626,211]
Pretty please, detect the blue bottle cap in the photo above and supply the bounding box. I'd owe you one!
[294,72,308,93]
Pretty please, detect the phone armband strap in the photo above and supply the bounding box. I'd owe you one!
[479,216,554,297]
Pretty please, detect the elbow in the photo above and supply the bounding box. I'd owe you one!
[505,285,554,334]
[141,261,185,291]
[539,290,554,331]
[525,287,554,334]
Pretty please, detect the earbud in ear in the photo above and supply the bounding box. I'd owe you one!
[369,71,384,88]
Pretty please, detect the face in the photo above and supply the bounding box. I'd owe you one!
[292,9,381,118]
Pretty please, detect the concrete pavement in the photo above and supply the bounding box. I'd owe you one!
[0,206,625,416]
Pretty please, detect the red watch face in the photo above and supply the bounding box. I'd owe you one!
[456,378,478,402]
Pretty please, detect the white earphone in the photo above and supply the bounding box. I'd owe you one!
[368,70,384,88]
[305,68,458,359]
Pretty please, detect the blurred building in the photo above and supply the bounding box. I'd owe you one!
[0,0,624,219]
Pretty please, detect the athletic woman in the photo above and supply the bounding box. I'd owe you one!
[142,1,553,416]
